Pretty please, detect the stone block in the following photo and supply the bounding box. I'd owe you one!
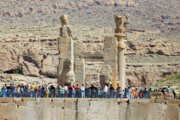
[164,93,173,100]
[77,99,90,120]
[58,37,73,60]
[150,92,163,97]
[149,103,167,120]
[129,99,150,103]
[64,99,76,120]
[166,104,179,120]
[75,58,85,85]
[128,102,150,120]
[167,100,180,104]
[149,99,156,103]
[0,103,19,120]
[0,98,13,103]
[155,99,167,103]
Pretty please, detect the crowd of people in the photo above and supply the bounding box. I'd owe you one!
[0,84,179,99]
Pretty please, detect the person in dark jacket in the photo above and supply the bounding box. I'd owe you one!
[172,90,177,100]
[109,84,114,98]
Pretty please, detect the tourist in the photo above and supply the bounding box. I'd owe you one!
[161,88,166,94]
[147,88,152,99]
[75,84,80,98]
[20,84,24,97]
[123,88,127,98]
[55,86,59,97]
[49,85,55,98]
[114,89,117,98]
[127,87,131,99]
[139,89,143,99]
[90,84,95,98]
[1,85,5,97]
[166,86,170,94]
[46,87,50,98]
[56,85,60,97]
[34,86,38,98]
[68,85,73,98]
[28,84,31,97]
[24,85,29,97]
[131,89,134,99]
[103,84,108,98]
[72,85,76,98]
[3,84,7,97]
[172,90,177,100]
[30,84,36,97]
[134,88,138,99]
[94,86,98,98]
[85,85,89,98]
[16,85,20,97]
[109,84,114,98]
[143,88,147,99]
[11,84,16,97]
[81,84,85,98]
[37,86,41,98]
[116,84,121,98]
[41,85,46,98]
[7,85,11,97]
[98,88,103,98]
[64,85,68,97]
[0,87,2,97]
[60,86,65,98]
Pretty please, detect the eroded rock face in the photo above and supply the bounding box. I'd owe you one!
[126,63,180,87]
[0,40,58,78]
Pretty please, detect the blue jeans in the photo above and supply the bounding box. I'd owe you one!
[110,90,114,98]
[76,90,80,98]
[31,91,34,97]
[103,92,107,98]
[81,91,85,98]
[3,91,7,97]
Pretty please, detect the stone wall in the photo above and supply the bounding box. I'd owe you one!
[0,98,179,120]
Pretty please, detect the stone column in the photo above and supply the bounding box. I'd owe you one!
[114,15,127,90]
[57,14,75,86]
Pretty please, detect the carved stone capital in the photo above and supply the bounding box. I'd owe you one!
[60,14,72,37]
[117,40,126,49]
[60,14,69,25]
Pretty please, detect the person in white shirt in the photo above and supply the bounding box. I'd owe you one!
[81,84,85,98]
[104,85,108,98]
[64,85,68,97]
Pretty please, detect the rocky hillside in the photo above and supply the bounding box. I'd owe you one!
[0,0,180,87]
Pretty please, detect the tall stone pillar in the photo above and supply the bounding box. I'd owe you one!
[57,14,75,86]
[104,37,118,88]
[114,15,127,90]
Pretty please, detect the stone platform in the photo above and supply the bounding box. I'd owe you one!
[0,98,179,120]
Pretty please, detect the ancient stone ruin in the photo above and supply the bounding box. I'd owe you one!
[57,15,75,86]
[57,15,128,88]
